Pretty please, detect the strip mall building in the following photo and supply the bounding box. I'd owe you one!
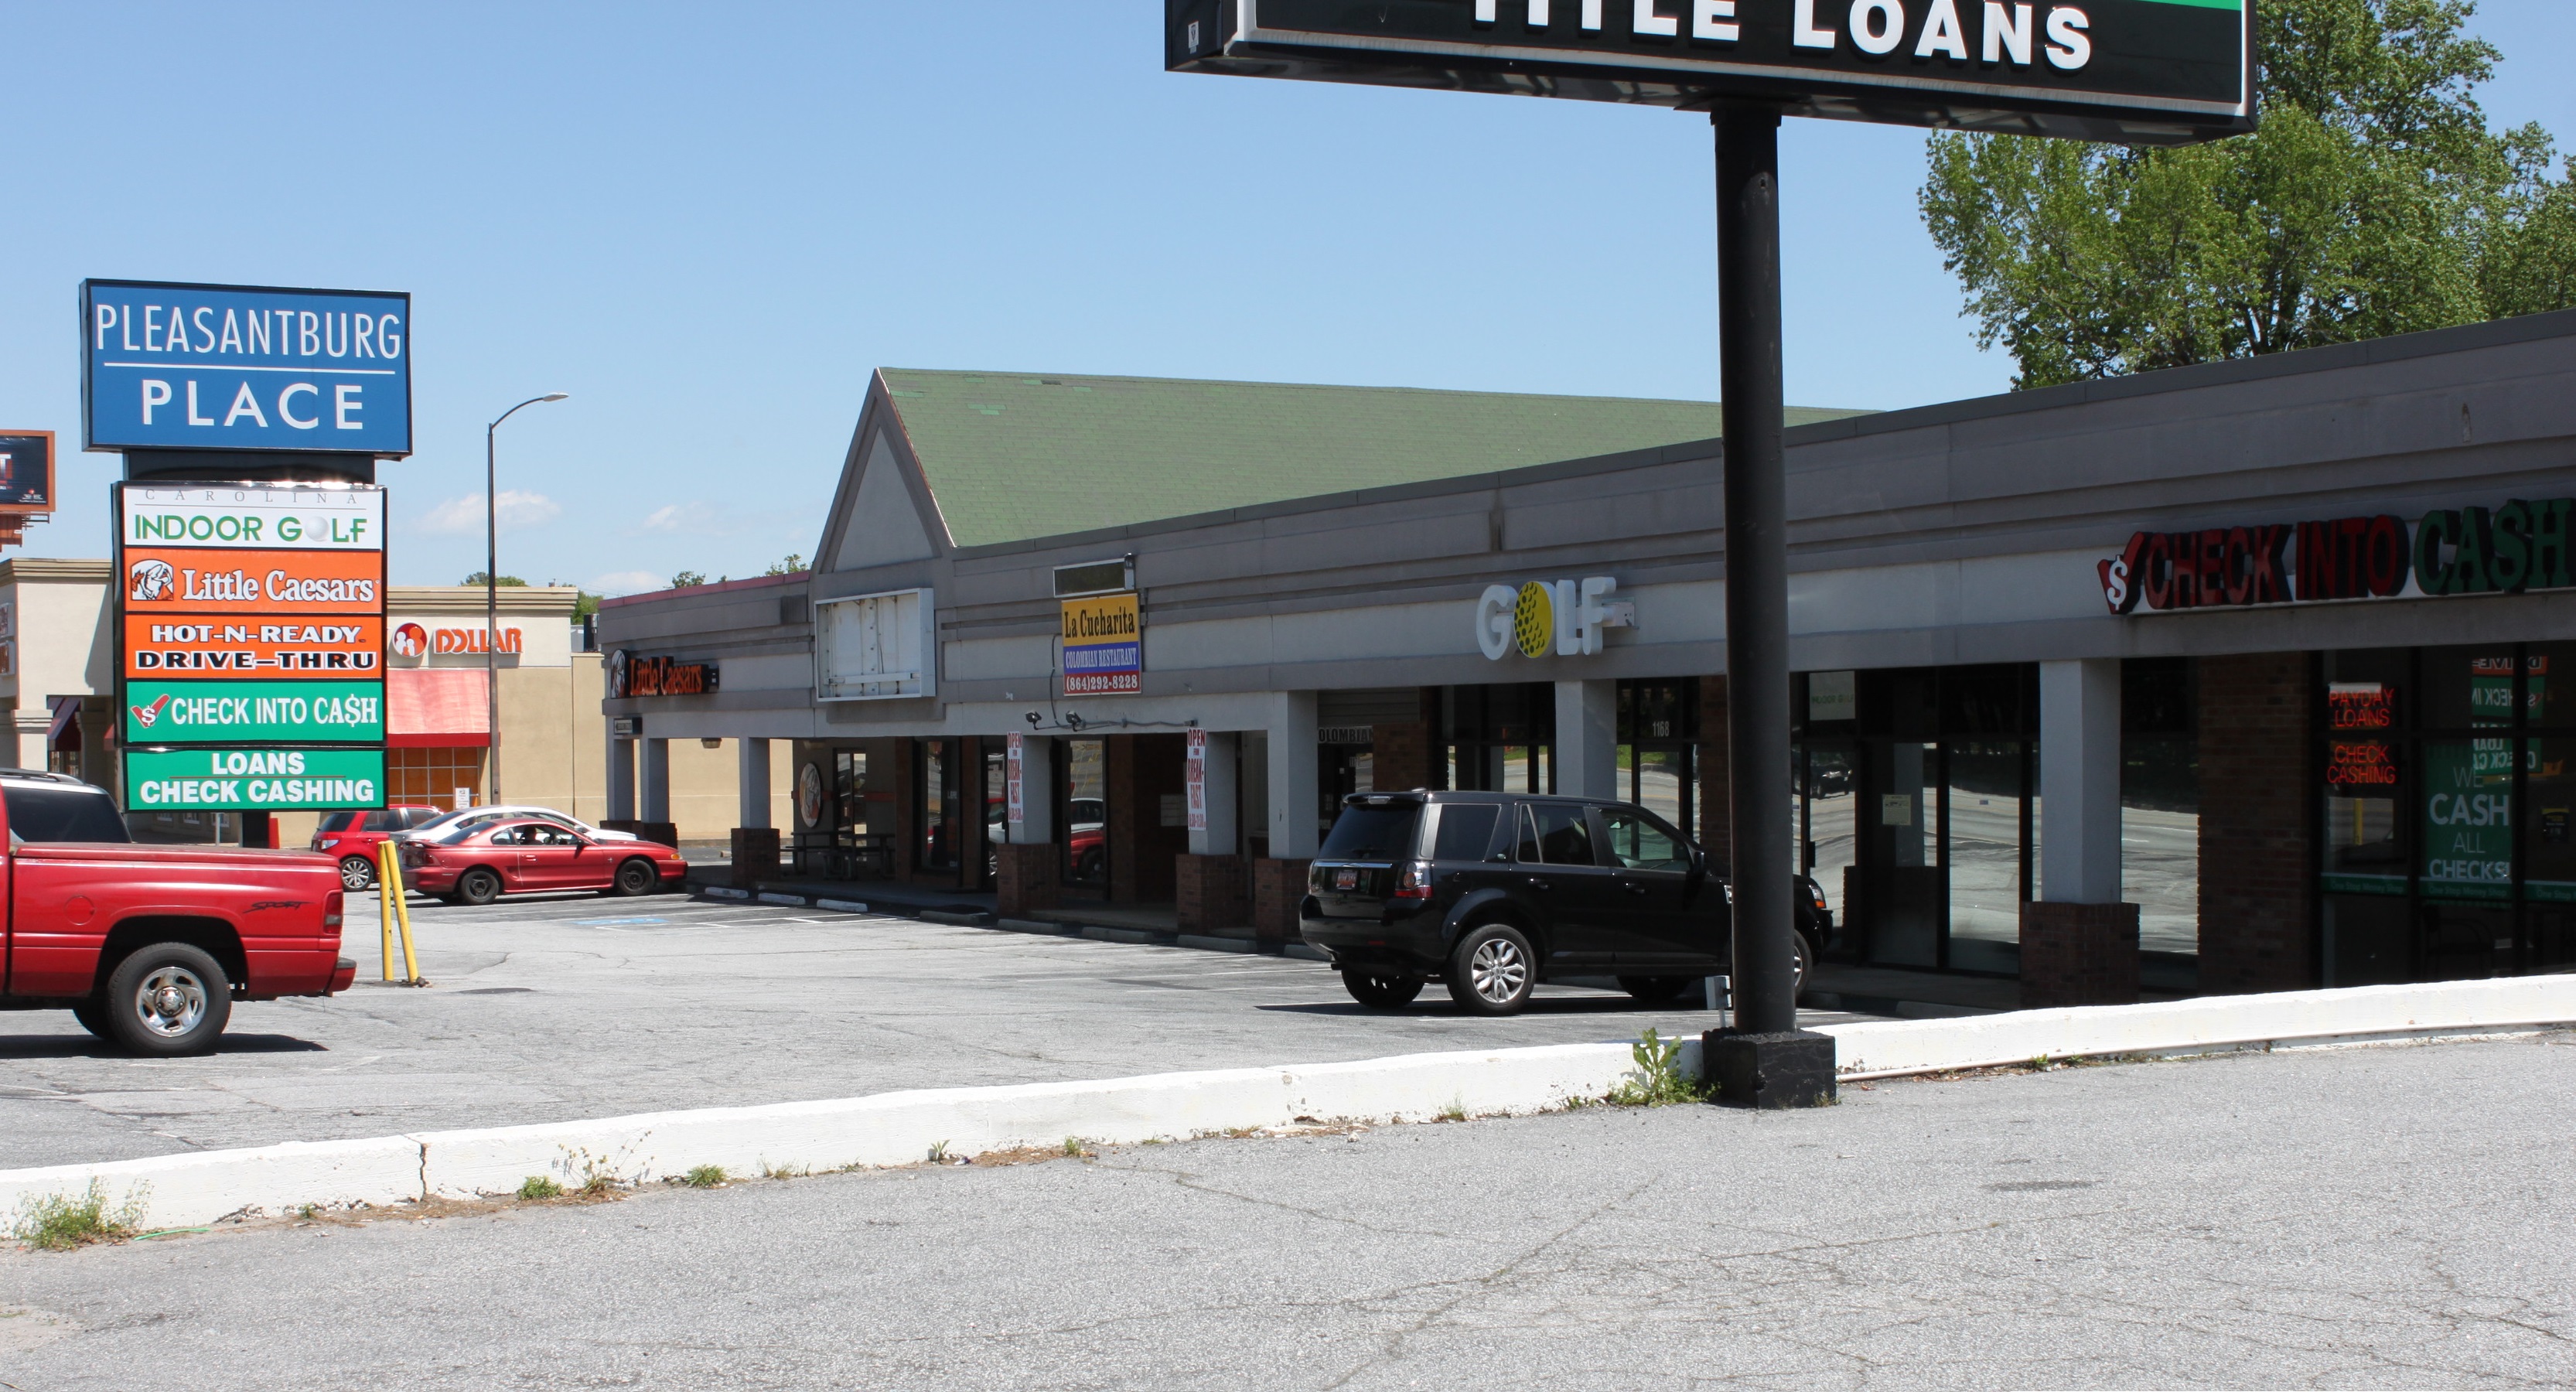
[599,310,2576,1001]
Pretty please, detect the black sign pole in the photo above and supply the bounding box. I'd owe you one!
[1709,107,1834,1107]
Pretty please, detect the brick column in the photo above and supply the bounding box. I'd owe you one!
[996,843,1059,916]
[2199,653,2316,993]
[1253,858,1311,950]
[2020,902,2141,1008]
[1371,719,1432,794]
[1176,854,1250,931]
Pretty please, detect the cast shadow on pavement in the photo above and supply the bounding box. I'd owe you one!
[0,1032,328,1059]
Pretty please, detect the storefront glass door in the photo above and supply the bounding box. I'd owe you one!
[1866,739,1943,967]
[1062,738,1109,890]
[918,739,960,873]
[1945,741,2029,974]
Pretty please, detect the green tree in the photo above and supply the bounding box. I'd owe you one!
[669,570,707,589]
[462,572,527,587]
[764,553,807,577]
[1921,0,2575,389]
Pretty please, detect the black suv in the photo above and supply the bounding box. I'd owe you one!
[1299,790,1832,1015]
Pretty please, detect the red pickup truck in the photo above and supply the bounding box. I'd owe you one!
[0,770,353,1056]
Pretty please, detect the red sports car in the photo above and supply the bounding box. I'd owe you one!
[312,805,447,891]
[397,818,687,905]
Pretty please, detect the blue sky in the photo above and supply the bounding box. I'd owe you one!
[1,2,2567,592]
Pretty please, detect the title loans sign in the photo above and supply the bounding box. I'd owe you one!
[1167,0,2252,144]
[83,279,412,455]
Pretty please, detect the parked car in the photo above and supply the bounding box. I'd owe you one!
[1066,797,1107,882]
[0,768,352,1055]
[398,817,688,905]
[394,804,647,846]
[312,805,446,890]
[1298,790,1834,1015]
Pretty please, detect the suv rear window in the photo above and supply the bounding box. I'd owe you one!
[318,811,360,833]
[1431,803,1500,861]
[5,783,133,843]
[1319,805,1421,861]
[362,810,409,832]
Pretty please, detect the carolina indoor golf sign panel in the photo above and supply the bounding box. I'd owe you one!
[1166,0,2253,143]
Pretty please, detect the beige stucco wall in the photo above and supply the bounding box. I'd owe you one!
[657,735,793,844]
[0,558,115,783]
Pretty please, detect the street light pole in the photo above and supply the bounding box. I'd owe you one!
[484,392,569,808]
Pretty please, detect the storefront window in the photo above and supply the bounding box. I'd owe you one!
[1442,684,1553,795]
[2123,658,2199,963]
[833,749,868,831]
[918,739,960,872]
[2321,645,2576,984]
[388,747,487,811]
[1802,745,1857,925]
[1617,678,1699,841]
[1063,738,1107,888]
[1945,740,2026,974]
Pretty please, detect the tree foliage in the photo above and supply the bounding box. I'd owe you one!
[1922,0,2576,388]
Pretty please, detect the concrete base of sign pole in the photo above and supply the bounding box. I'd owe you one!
[1703,1028,1837,1110]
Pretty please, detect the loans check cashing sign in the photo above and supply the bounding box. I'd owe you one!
[118,485,388,810]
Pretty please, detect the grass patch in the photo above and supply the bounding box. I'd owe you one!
[1437,1097,1469,1123]
[515,1175,565,1201]
[681,1165,727,1189]
[926,1140,952,1164]
[1060,1137,1091,1158]
[11,1181,147,1252]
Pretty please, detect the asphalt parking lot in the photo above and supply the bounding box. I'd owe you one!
[0,892,1861,1171]
[2,1032,2567,1390]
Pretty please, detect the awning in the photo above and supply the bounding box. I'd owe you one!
[388,668,492,749]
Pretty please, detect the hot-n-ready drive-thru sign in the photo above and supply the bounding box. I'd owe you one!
[83,280,413,455]
[117,483,387,810]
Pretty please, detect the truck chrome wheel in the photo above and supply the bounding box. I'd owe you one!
[133,965,209,1039]
[101,943,233,1057]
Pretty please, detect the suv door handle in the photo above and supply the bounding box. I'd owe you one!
[1526,877,1551,891]
[1619,882,1651,896]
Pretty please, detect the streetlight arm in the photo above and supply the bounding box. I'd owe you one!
[483,392,568,807]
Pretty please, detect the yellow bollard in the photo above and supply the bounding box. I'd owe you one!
[375,839,428,987]
[377,840,398,982]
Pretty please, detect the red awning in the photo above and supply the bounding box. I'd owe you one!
[388,668,492,749]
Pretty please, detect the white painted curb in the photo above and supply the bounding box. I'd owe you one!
[1819,974,2576,1079]
[2,975,2564,1232]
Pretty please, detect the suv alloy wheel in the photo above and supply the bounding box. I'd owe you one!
[1445,922,1537,1015]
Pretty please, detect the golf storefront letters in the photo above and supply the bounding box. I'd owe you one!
[1474,576,1634,660]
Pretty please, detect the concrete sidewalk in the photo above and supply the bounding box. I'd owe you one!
[3,1034,2565,1389]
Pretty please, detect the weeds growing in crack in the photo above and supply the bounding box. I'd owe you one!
[681,1165,728,1189]
[11,1180,148,1252]
[926,1140,952,1164]
[1605,1029,1708,1107]
[1061,1137,1093,1158]
[514,1175,564,1202]
[1437,1096,1469,1122]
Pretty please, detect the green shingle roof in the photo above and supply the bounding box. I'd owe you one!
[877,369,1868,548]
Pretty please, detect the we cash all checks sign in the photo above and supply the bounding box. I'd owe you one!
[116,485,387,805]
[83,279,412,455]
